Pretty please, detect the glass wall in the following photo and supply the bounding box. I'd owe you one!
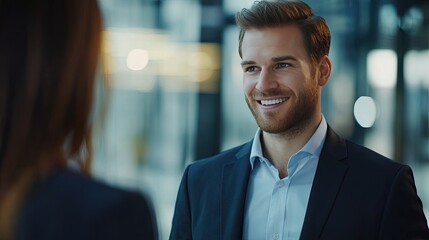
[92,0,429,238]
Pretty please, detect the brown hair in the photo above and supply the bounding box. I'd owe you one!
[0,0,103,238]
[235,0,331,65]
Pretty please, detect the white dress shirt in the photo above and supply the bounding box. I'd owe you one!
[243,116,327,240]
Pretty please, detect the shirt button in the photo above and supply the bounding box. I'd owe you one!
[273,233,279,240]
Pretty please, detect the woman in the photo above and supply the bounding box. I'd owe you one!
[0,0,157,239]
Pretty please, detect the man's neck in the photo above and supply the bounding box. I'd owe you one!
[261,114,322,178]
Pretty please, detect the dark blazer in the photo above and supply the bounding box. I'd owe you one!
[170,127,429,240]
[15,169,158,240]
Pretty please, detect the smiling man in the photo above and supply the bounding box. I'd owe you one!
[169,1,429,240]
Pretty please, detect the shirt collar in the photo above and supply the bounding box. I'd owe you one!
[249,115,328,169]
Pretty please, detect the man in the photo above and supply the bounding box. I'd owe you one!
[170,0,429,239]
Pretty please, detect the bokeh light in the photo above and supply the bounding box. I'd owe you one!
[354,96,378,128]
[127,49,149,71]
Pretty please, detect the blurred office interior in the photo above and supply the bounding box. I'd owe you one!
[92,0,429,238]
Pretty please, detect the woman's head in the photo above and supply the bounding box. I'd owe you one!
[0,0,102,194]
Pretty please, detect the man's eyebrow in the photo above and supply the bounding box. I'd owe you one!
[272,55,298,62]
[241,56,298,66]
[241,60,256,66]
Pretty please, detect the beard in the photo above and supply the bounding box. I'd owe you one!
[245,83,319,135]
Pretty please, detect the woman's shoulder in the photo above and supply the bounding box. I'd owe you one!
[25,169,146,209]
[15,169,158,240]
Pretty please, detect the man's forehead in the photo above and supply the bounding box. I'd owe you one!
[241,25,307,60]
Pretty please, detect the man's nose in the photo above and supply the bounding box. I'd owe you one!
[255,69,278,92]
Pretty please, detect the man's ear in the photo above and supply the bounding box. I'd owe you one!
[317,55,332,86]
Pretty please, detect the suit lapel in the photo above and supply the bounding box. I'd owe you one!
[300,127,349,239]
[220,141,252,240]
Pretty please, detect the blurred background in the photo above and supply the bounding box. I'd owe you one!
[91,0,429,238]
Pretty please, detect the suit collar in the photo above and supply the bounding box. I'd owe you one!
[300,126,349,239]
[220,141,252,239]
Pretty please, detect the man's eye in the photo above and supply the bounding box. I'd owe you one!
[277,63,290,68]
[245,66,257,72]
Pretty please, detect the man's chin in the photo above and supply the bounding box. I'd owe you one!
[256,121,286,134]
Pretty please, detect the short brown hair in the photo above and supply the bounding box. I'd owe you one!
[236,0,330,64]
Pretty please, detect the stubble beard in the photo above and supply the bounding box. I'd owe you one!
[245,84,319,137]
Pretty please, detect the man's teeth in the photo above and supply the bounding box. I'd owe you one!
[261,98,288,106]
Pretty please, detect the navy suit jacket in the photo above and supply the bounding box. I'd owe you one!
[170,127,429,240]
[15,169,158,240]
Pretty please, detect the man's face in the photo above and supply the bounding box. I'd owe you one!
[241,25,321,134]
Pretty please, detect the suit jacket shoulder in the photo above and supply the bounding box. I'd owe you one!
[345,138,402,169]
[15,169,158,240]
[170,141,252,240]
[300,127,429,239]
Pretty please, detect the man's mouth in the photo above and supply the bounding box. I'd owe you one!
[258,97,288,106]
